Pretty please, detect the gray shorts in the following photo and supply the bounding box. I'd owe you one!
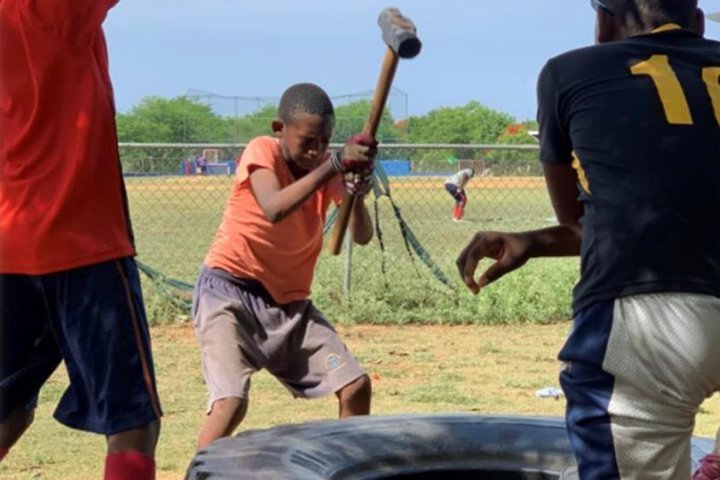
[192,267,366,411]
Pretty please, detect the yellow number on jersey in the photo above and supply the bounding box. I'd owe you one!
[631,55,720,127]
[703,67,720,126]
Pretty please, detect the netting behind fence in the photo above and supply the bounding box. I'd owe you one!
[122,143,579,323]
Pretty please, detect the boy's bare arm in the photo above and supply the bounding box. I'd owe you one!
[349,198,373,245]
[250,162,337,223]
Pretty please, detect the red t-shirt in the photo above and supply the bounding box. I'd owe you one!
[0,0,135,274]
[205,136,344,304]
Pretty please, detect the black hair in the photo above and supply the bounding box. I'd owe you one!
[277,83,334,124]
[606,0,698,30]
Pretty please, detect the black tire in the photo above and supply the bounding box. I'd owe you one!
[185,414,714,480]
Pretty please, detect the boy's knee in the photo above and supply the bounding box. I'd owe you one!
[210,397,248,421]
[341,374,372,401]
[107,419,161,456]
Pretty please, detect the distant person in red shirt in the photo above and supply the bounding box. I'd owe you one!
[192,83,375,449]
[0,1,162,479]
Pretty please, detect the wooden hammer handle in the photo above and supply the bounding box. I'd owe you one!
[327,48,400,255]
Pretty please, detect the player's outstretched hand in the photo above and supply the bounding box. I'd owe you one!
[456,231,533,294]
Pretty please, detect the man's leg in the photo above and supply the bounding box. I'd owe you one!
[0,273,62,462]
[559,300,626,479]
[197,398,248,449]
[0,408,34,461]
[43,259,162,480]
[607,294,720,479]
[104,420,160,480]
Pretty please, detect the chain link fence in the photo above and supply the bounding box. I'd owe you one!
[122,143,578,323]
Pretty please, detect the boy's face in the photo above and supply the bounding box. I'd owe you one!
[274,113,334,172]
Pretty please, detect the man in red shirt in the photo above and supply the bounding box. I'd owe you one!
[0,1,162,479]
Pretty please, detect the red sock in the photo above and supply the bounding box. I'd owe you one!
[457,206,465,220]
[104,451,155,480]
[0,447,9,462]
[453,205,460,219]
[694,454,720,480]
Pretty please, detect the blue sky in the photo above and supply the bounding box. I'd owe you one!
[104,0,720,122]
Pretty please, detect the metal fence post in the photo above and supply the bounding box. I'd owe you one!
[343,231,353,297]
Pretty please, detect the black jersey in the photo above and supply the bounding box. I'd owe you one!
[537,26,720,314]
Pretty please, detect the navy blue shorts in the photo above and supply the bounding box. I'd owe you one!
[0,258,162,435]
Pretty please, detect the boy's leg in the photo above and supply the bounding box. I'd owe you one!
[267,302,370,417]
[336,374,371,418]
[192,268,260,449]
[457,191,468,220]
[42,258,162,479]
[445,184,461,219]
[0,273,63,459]
[453,205,461,220]
[197,397,248,449]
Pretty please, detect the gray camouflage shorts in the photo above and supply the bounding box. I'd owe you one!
[192,267,366,412]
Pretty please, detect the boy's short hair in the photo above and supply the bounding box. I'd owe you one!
[278,83,335,124]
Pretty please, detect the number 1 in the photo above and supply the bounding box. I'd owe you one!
[631,55,720,126]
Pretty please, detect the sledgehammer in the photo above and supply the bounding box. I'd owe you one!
[326,7,422,255]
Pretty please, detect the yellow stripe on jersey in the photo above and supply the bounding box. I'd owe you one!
[651,23,682,34]
[572,151,591,195]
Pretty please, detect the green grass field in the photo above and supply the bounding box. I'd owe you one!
[126,174,579,325]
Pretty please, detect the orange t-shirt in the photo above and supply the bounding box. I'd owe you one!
[0,0,135,274]
[205,136,344,304]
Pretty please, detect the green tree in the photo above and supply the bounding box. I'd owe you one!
[116,96,225,143]
[222,105,277,142]
[406,101,513,144]
[404,101,515,171]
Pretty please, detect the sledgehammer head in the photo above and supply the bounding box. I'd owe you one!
[378,8,422,59]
